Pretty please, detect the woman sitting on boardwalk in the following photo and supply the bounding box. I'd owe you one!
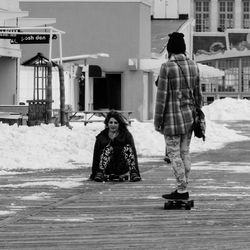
[90,110,141,182]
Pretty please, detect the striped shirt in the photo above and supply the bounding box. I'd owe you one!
[154,54,203,135]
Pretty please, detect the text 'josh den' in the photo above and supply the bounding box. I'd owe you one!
[10,34,56,44]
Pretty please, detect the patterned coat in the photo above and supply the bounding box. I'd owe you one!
[90,128,140,179]
[154,54,203,135]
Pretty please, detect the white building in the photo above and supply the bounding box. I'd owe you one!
[0,1,27,105]
[0,0,60,106]
[152,0,191,19]
[152,0,250,104]
[190,0,250,103]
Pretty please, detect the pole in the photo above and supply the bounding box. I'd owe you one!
[84,61,89,111]
[59,33,63,65]
[46,62,53,123]
[58,64,66,126]
[49,29,53,61]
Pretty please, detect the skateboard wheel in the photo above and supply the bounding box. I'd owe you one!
[164,203,170,209]
[120,175,129,181]
[164,200,194,210]
[164,201,173,209]
[188,200,194,207]
[109,174,128,182]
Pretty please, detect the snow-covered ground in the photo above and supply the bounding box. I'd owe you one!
[0,97,249,171]
[1,97,250,211]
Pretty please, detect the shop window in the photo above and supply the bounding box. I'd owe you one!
[207,96,214,104]
[242,57,250,92]
[218,58,238,92]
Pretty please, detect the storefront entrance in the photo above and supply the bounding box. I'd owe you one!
[93,73,121,110]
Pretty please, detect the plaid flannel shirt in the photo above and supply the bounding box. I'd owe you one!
[154,54,202,135]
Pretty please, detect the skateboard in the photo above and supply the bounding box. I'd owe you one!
[108,174,129,182]
[164,199,194,210]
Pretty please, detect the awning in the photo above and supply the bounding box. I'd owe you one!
[5,18,56,27]
[22,52,58,67]
[52,53,109,63]
[138,58,225,78]
[0,9,28,20]
[197,63,225,78]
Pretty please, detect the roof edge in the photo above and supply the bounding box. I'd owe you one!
[19,0,151,6]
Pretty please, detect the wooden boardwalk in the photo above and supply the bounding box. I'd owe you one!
[1,121,250,249]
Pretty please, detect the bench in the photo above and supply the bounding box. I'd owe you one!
[0,105,28,115]
[0,112,24,126]
[69,110,133,126]
[0,105,29,126]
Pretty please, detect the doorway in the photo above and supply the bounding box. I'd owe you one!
[93,73,121,110]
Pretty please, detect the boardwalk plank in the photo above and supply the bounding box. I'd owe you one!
[1,121,250,249]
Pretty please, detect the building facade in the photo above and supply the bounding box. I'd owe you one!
[0,0,60,106]
[19,0,154,121]
[191,0,250,104]
[152,0,250,104]
[0,1,27,105]
[152,0,191,19]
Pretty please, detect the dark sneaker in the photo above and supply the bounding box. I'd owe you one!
[94,172,104,182]
[162,190,189,200]
[130,172,141,182]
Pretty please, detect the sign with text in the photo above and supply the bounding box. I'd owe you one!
[10,34,52,44]
[10,34,57,44]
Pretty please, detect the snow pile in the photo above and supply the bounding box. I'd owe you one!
[0,97,249,171]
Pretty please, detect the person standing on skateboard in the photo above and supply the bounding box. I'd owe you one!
[154,32,203,200]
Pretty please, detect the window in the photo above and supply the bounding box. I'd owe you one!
[199,62,221,94]
[242,57,250,92]
[218,58,238,92]
[195,1,210,32]
[243,1,250,28]
[218,1,234,30]
[34,66,48,100]
[207,96,215,104]
[201,83,206,92]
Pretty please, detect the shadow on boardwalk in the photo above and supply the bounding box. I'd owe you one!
[0,121,250,249]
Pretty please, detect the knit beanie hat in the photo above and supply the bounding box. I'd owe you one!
[167,32,186,54]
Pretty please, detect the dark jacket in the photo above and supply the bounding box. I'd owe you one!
[90,128,140,179]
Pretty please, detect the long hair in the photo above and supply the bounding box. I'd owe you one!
[104,110,128,132]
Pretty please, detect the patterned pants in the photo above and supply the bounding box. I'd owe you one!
[164,131,192,191]
[99,144,137,175]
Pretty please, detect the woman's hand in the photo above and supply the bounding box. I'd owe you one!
[155,125,163,134]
